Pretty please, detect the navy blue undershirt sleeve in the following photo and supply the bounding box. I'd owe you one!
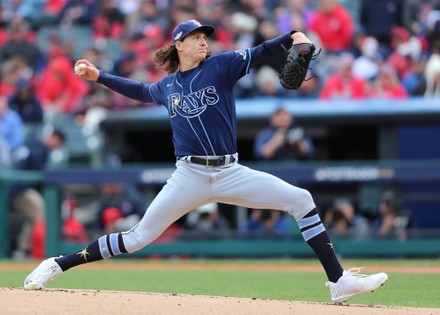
[249,32,294,67]
[96,71,154,103]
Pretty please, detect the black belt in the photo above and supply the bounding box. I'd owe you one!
[178,155,236,166]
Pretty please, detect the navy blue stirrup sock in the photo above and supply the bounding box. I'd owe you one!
[55,233,127,271]
[298,209,344,283]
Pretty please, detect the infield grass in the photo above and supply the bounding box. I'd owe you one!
[1,258,439,308]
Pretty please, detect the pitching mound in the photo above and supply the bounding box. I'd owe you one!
[1,288,438,315]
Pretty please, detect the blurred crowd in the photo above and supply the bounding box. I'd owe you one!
[1,0,440,111]
[2,0,440,165]
[1,0,440,162]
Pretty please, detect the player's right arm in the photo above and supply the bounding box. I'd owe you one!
[96,71,154,103]
[73,59,155,104]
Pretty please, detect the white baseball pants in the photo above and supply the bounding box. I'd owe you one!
[122,159,316,253]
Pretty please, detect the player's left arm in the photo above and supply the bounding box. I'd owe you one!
[248,33,293,67]
[249,31,313,67]
[212,33,292,85]
[212,32,308,86]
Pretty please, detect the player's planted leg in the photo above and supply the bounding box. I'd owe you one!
[325,268,388,303]
[298,209,388,302]
[298,209,343,282]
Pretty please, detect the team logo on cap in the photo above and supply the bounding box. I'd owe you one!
[174,31,183,41]
[174,20,205,42]
[190,20,202,27]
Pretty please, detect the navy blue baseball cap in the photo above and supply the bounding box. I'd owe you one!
[172,19,215,44]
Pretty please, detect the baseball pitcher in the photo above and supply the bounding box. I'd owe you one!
[24,19,388,303]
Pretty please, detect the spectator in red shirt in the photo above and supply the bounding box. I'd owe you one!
[309,0,355,54]
[319,52,368,100]
[368,63,408,99]
[45,0,69,16]
[386,26,414,80]
[35,46,89,113]
[0,27,7,46]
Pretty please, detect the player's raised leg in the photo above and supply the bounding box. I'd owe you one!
[24,257,63,290]
[216,164,388,303]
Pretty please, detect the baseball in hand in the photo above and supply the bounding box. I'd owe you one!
[74,63,87,76]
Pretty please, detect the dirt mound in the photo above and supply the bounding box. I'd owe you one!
[1,288,438,315]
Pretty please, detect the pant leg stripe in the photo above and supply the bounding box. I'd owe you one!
[98,236,111,259]
[298,214,320,229]
[109,233,121,256]
[118,233,128,253]
[105,235,114,256]
[302,223,325,241]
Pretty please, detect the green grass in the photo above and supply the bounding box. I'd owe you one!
[1,259,440,308]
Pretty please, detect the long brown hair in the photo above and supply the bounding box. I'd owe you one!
[154,43,213,75]
[154,44,179,74]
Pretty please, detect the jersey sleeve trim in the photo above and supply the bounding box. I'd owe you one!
[148,84,158,104]
[245,48,252,74]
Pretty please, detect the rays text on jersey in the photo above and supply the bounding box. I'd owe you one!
[168,86,219,118]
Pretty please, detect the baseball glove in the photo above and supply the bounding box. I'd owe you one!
[279,43,319,90]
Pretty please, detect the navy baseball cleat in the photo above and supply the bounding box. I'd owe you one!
[24,257,63,290]
[325,268,388,303]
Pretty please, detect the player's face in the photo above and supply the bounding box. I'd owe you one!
[180,31,209,61]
